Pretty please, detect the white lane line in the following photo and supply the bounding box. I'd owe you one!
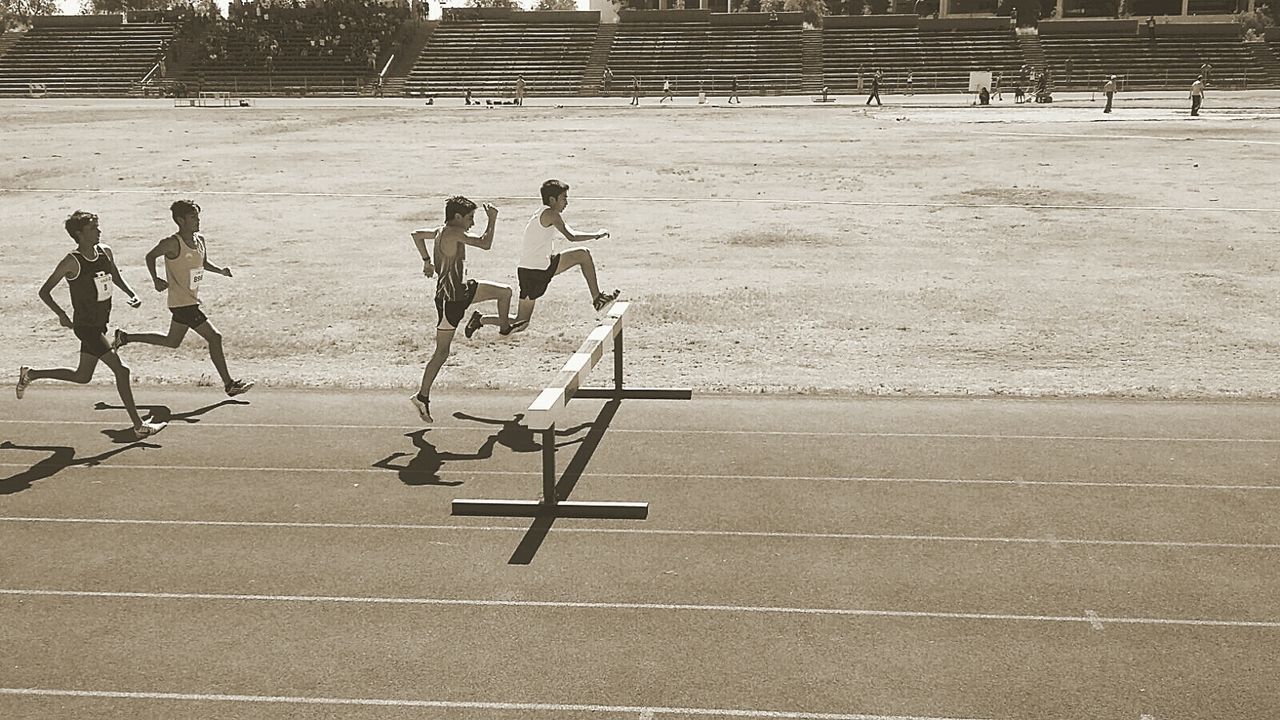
[3,588,1278,628]
[1,464,1274,491]
[1085,610,1105,632]
[0,688,988,720]
[975,130,1280,147]
[5,418,1279,442]
[5,517,1280,551]
[4,186,1275,214]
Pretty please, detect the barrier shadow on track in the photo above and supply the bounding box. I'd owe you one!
[93,399,250,428]
[452,411,592,454]
[508,399,620,566]
[0,440,161,495]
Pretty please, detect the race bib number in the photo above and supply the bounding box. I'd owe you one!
[190,267,204,294]
[94,271,112,301]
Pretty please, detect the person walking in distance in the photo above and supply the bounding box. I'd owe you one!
[1103,75,1116,113]
[1190,75,1204,116]
[866,70,882,106]
[15,211,166,439]
[111,200,253,398]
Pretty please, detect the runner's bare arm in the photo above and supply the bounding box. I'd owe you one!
[102,245,141,306]
[145,235,178,291]
[549,211,608,242]
[411,227,436,276]
[38,255,76,327]
[458,203,498,250]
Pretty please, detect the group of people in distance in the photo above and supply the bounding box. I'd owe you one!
[409,179,619,423]
[15,181,619,437]
[15,201,253,439]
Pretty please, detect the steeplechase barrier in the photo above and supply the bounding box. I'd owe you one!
[452,301,692,519]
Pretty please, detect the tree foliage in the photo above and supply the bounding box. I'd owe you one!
[466,0,523,8]
[534,0,578,9]
[1,0,57,32]
[784,0,827,24]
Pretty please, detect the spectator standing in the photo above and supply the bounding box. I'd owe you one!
[514,74,525,106]
[630,75,640,106]
[905,71,913,96]
[1103,75,1116,113]
[602,66,613,96]
[1146,15,1156,42]
[728,75,741,104]
[1199,62,1212,86]
[866,70,881,106]
[1190,75,1204,116]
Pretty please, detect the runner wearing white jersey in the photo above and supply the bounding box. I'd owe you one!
[111,200,253,397]
[464,179,619,337]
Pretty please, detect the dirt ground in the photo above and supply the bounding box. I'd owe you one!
[1,92,1277,398]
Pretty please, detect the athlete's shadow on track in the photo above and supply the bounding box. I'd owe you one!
[372,430,491,487]
[371,415,592,487]
[0,440,161,495]
[94,399,250,440]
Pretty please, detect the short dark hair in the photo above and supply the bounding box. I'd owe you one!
[540,179,569,206]
[170,199,201,222]
[64,211,98,240]
[445,196,477,223]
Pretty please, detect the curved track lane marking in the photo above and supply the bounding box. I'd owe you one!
[4,516,1279,550]
[0,688,988,720]
[2,588,1279,628]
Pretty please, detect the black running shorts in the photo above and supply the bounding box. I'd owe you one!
[435,279,478,331]
[170,304,210,329]
[517,254,561,301]
[73,325,111,357]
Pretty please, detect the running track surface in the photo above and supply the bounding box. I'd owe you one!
[1,387,1277,720]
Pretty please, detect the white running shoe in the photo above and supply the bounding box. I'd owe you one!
[225,379,255,397]
[133,420,167,439]
[16,366,31,400]
[410,393,432,423]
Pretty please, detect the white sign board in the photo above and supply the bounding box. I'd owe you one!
[968,71,993,94]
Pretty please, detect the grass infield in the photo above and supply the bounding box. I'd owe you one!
[2,95,1277,397]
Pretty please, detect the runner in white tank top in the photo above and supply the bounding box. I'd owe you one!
[111,200,253,398]
[479,179,619,337]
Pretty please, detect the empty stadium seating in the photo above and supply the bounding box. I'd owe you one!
[606,16,803,96]
[0,19,172,97]
[404,15,596,98]
[823,24,1024,93]
[1040,34,1267,89]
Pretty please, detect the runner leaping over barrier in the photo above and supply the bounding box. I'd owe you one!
[452,301,691,519]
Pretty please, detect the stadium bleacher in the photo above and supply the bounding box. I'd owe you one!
[0,17,172,97]
[1040,34,1266,90]
[605,11,804,96]
[404,11,597,99]
[823,19,1024,94]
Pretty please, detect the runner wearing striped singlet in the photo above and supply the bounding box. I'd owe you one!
[465,178,619,338]
[15,211,165,439]
[408,196,522,424]
[111,200,253,397]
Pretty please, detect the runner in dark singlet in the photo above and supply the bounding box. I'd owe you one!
[408,196,522,424]
[15,211,165,439]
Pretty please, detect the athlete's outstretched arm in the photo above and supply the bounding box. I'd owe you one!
[549,211,608,243]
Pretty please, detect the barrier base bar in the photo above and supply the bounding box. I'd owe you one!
[575,388,694,400]
[451,499,649,519]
